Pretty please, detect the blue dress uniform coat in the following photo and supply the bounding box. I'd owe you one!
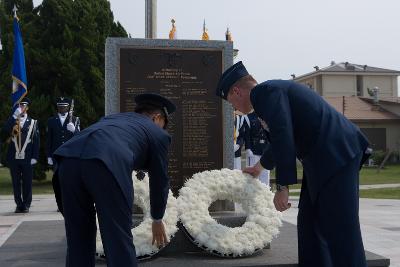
[3,115,40,210]
[46,114,80,160]
[253,80,368,200]
[234,114,247,158]
[251,80,369,267]
[53,112,171,267]
[54,112,170,217]
[244,111,270,156]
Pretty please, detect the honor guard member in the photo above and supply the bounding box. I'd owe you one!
[46,97,80,211]
[46,97,80,167]
[233,110,248,170]
[244,111,270,185]
[3,98,39,213]
[53,93,176,267]
[216,61,370,267]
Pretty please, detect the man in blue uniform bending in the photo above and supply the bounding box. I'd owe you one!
[53,93,176,267]
[216,61,369,267]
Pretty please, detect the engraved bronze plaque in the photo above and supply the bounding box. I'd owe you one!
[120,48,223,195]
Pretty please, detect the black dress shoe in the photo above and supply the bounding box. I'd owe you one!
[15,207,24,213]
[22,208,29,213]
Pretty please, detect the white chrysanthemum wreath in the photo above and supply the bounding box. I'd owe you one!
[177,168,282,257]
[96,171,179,260]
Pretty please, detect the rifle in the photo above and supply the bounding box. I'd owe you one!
[69,99,75,124]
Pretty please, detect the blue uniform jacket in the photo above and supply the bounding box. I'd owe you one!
[46,115,80,159]
[244,112,270,156]
[251,80,369,202]
[234,115,247,158]
[3,115,40,164]
[53,112,171,220]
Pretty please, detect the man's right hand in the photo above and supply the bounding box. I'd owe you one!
[152,220,168,248]
[242,161,263,177]
[245,149,254,158]
[13,107,22,119]
[47,157,53,166]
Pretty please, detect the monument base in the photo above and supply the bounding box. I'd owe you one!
[0,219,390,267]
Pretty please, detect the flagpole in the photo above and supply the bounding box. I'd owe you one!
[13,5,22,151]
[10,4,28,153]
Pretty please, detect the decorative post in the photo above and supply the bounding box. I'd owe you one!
[145,0,157,39]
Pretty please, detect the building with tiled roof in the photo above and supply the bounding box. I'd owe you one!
[361,96,400,117]
[324,96,400,152]
[294,62,400,98]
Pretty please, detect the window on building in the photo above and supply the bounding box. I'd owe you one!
[356,76,363,96]
[360,128,386,151]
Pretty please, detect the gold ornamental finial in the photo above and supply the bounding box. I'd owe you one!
[202,19,209,40]
[169,19,177,39]
[225,27,233,41]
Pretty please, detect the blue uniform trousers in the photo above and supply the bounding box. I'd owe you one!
[9,161,33,210]
[58,158,137,267]
[298,153,367,267]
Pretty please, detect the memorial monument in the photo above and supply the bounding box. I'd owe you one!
[105,38,234,203]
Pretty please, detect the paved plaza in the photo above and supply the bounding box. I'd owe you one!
[0,194,399,266]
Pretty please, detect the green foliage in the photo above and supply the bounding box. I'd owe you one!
[0,0,127,179]
[370,150,386,166]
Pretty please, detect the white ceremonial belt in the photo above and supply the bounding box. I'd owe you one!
[12,119,35,160]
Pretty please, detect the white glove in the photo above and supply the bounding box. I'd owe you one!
[13,107,22,119]
[234,143,240,152]
[66,122,76,132]
[47,157,53,166]
[31,159,37,165]
[246,149,254,158]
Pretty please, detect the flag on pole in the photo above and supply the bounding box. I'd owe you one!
[11,9,27,110]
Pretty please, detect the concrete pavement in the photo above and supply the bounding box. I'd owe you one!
[0,194,399,266]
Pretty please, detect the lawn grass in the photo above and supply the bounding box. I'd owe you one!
[272,164,400,200]
[359,165,400,185]
[289,187,400,199]
[271,164,400,188]
[359,187,400,199]
[1,163,400,198]
[0,167,54,195]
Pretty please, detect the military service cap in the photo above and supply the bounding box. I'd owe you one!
[56,97,71,107]
[20,97,31,106]
[135,93,176,117]
[216,61,249,100]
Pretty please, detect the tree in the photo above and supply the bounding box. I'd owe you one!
[0,0,127,179]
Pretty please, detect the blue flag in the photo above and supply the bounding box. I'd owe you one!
[11,16,27,110]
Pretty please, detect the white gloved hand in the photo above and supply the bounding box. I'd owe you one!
[246,149,254,158]
[13,107,22,119]
[31,159,37,165]
[234,143,240,152]
[66,122,76,132]
[47,157,53,166]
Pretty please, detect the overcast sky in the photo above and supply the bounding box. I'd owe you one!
[32,0,399,93]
